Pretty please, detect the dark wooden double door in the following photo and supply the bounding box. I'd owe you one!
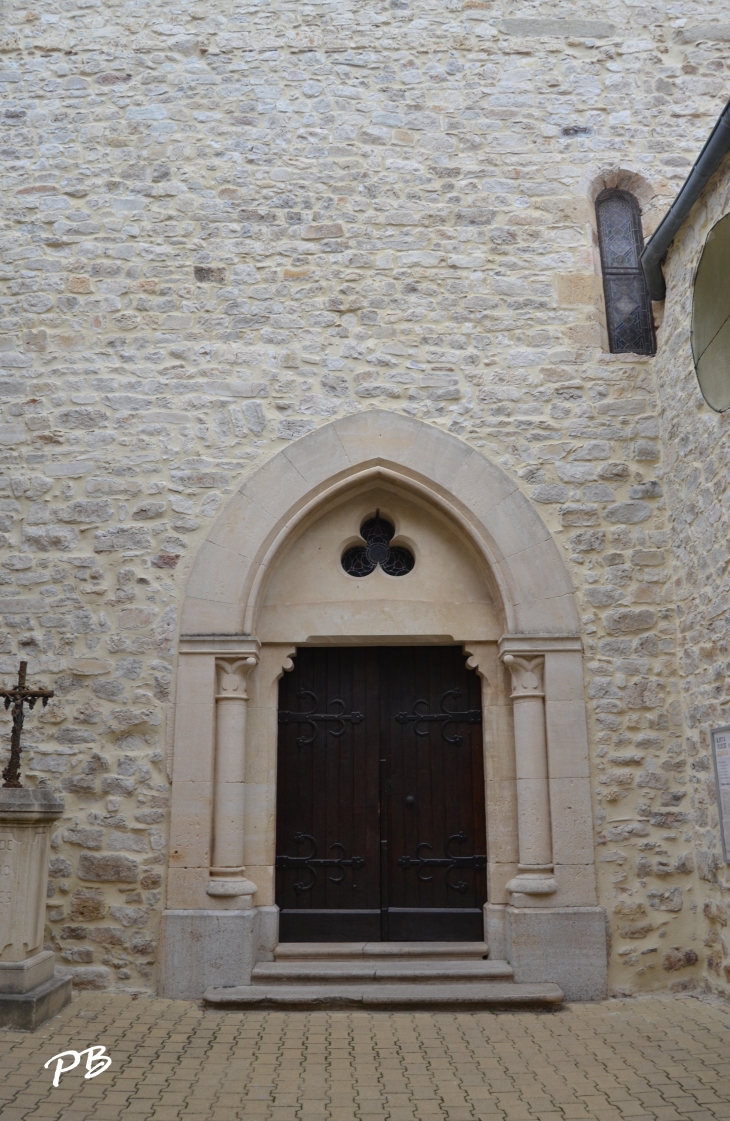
[275,646,487,942]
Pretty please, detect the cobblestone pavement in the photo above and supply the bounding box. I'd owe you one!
[1,993,730,1121]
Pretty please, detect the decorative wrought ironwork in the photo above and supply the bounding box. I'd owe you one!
[395,689,481,746]
[342,513,415,578]
[278,689,364,747]
[397,831,486,893]
[596,188,655,356]
[276,832,365,892]
[1,660,54,788]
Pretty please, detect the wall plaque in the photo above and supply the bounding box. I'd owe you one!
[711,725,730,861]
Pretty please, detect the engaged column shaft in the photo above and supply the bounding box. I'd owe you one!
[503,654,557,899]
[208,655,258,899]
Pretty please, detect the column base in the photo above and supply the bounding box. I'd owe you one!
[206,877,257,904]
[506,873,557,900]
[159,908,263,999]
[506,905,608,1001]
[0,974,72,1032]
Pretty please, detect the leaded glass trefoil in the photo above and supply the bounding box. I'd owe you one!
[342,515,415,578]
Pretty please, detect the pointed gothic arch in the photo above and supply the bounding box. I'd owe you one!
[161,412,606,1003]
[180,409,580,638]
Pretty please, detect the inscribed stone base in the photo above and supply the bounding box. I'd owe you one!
[158,908,263,999]
[506,905,608,1001]
[0,974,72,1032]
[0,949,55,994]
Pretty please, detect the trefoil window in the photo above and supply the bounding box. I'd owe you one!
[341,514,414,578]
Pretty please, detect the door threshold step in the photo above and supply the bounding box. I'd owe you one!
[204,981,564,1011]
[253,959,511,984]
[274,941,490,961]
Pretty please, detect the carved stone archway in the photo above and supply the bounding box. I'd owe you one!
[159,411,607,1001]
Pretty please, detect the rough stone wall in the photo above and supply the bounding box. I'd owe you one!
[654,152,730,1001]
[1,0,728,994]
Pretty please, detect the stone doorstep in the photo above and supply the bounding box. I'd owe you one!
[203,981,564,1010]
[0,975,72,1033]
[252,959,513,983]
[273,941,490,960]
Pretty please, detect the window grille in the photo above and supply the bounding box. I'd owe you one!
[342,515,414,578]
[596,189,656,356]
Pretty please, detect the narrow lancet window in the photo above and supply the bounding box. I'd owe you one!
[596,188,656,356]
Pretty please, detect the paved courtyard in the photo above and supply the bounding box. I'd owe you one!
[1,993,729,1121]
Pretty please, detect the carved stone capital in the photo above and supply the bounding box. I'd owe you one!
[502,654,545,699]
[215,656,258,701]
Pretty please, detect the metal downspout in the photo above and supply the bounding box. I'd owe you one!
[640,98,730,301]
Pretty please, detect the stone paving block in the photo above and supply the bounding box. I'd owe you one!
[3,994,730,1121]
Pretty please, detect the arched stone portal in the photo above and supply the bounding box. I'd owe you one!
[159,411,607,1001]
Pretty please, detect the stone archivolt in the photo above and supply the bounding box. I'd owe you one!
[160,413,605,1000]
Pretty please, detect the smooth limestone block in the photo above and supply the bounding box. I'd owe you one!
[256,905,279,961]
[485,903,508,960]
[404,424,476,490]
[0,949,55,994]
[159,908,263,998]
[506,905,608,1001]
[281,422,351,487]
[0,788,70,1030]
[0,975,72,1032]
[0,788,64,964]
[207,493,277,560]
[203,981,564,1010]
[240,449,314,519]
[334,409,420,470]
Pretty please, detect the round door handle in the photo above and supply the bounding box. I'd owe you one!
[405,795,415,807]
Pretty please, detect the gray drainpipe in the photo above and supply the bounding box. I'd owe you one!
[640,97,730,301]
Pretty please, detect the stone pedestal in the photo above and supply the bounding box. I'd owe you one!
[487,900,607,1001]
[159,910,259,1000]
[506,905,608,1001]
[0,787,71,1030]
[159,905,279,999]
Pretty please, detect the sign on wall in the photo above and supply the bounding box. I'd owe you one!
[711,725,730,861]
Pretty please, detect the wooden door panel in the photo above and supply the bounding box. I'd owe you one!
[275,647,381,941]
[275,646,486,942]
[381,646,486,941]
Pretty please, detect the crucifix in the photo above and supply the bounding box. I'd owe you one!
[1,660,54,788]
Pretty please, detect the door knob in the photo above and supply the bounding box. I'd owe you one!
[405,795,415,807]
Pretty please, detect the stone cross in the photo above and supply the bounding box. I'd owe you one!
[1,661,54,789]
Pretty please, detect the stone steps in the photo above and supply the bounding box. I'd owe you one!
[253,959,512,984]
[273,941,490,961]
[203,942,564,1011]
[203,981,564,1011]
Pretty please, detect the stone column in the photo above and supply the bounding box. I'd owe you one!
[502,654,557,898]
[207,655,259,904]
[0,787,72,1030]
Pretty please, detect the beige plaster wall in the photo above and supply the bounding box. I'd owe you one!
[0,0,725,992]
[654,151,730,999]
